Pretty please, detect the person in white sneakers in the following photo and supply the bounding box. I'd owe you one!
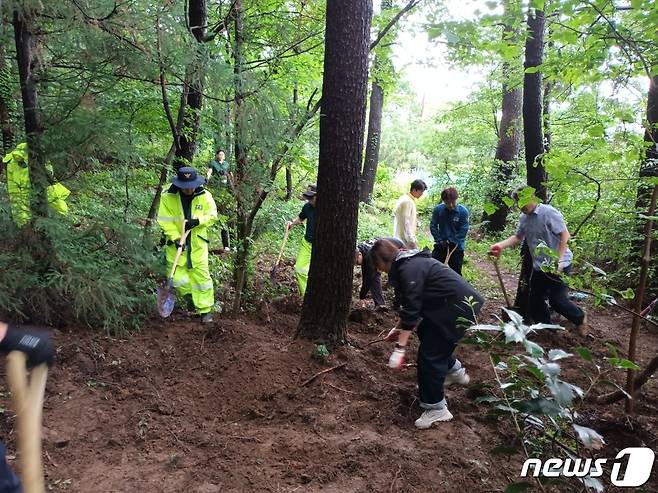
[370,239,485,429]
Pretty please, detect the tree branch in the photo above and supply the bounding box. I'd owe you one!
[370,0,423,51]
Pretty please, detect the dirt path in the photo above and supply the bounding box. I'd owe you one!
[0,255,656,492]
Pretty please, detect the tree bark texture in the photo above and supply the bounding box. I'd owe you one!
[297,0,373,344]
[359,81,383,203]
[522,8,546,202]
[13,8,48,218]
[483,0,523,233]
[232,0,249,313]
[0,43,15,153]
[174,0,208,169]
[515,7,546,318]
[359,0,393,204]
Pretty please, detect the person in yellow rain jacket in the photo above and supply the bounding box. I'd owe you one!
[2,142,70,227]
[158,166,218,323]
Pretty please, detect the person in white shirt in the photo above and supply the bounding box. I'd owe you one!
[393,179,427,249]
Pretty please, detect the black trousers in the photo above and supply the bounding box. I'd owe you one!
[221,228,230,249]
[529,268,585,325]
[0,442,21,493]
[432,242,464,276]
[416,319,458,408]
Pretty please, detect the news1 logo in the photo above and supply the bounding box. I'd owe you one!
[520,447,655,487]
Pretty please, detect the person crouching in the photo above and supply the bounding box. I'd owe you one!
[369,239,485,428]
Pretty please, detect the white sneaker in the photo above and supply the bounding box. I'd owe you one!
[414,408,453,429]
[444,368,470,387]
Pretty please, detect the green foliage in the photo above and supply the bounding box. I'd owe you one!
[0,214,158,334]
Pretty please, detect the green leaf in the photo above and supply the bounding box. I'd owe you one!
[502,196,515,207]
[587,124,605,137]
[483,202,497,215]
[576,346,593,362]
[524,65,542,74]
[573,424,606,450]
[505,482,534,493]
[475,395,501,404]
[607,358,641,370]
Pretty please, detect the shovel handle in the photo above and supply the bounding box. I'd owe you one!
[7,351,48,493]
[167,225,192,280]
[491,256,513,308]
[274,224,291,266]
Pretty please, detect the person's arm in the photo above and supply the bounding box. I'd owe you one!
[429,206,440,243]
[360,261,372,300]
[489,234,523,256]
[157,195,183,243]
[557,229,571,272]
[370,272,385,306]
[0,322,54,368]
[402,202,417,248]
[287,217,305,230]
[456,207,470,245]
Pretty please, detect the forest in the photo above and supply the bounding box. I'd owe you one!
[0,0,657,492]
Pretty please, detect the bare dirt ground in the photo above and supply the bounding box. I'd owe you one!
[1,253,656,492]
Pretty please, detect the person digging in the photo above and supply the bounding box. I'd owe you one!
[355,237,403,308]
[370,239,484,429]
[158,166,218,323]
[488,186,588,336]
[0,322,54,493]
[286,185,317,297]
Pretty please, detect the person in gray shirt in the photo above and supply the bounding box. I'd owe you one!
[488,187,587,336]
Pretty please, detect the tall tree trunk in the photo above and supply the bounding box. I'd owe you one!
[174,0,208,169]
[483,0,522,233]
[13,7,48,219]
[360,80,383,203]
[543,79,552,153]
[0,43,15,153]
[285,86,299,201]
[232,0,248,313]
[514,6,546,318]
[297,0,373,344]
[359,0,393,204]
[522,7,547,202]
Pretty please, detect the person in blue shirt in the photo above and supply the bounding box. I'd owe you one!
[429,187,469,276]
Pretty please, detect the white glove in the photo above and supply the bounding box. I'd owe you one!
[388,346,406,370]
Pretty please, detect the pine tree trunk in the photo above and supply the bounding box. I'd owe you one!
[13,7,48,219]
[232,0,248,313]
[483,1,522,233]
[0,43,14,153]
[522,8,547,202]
[360,81,383,203]
[297,0,373,344]
[174,0,207,169]
[515,6,546,318]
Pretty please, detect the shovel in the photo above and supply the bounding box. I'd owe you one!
[270,224,290,282]
[490,254,513,309]
[157,226,191,318]
[6,352,48,493]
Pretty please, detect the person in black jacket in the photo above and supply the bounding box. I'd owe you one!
[355,237,403,307]
[370,239,485,429]
[0,321,54,492]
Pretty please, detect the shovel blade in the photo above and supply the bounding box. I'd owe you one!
[157,280,176,318]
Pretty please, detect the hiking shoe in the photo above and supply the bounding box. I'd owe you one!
[444,368,470,387]
[201,313,214,324]
[414,408,453,429]
[576,309,588,336]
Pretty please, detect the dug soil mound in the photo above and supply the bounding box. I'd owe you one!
[1,257,657,492]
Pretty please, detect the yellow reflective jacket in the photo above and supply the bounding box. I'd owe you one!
[2,143,71,226]
[157,186,218,268]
